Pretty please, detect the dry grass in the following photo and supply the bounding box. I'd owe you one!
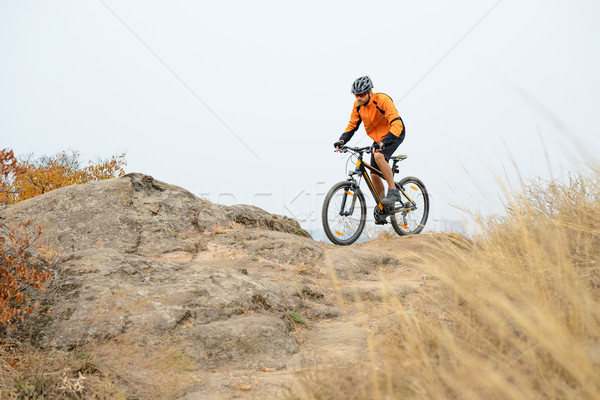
[208,221,246,236]
[0,334,195,399]
[363,224,396,242]
[0,339,128,399]
[287,171,600,399]
[89,334,196,399]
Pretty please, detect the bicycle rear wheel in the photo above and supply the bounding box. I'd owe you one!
[322,181,367,245]
[390,176,429,235]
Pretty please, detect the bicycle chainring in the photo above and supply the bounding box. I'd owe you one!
[373,207,388,225]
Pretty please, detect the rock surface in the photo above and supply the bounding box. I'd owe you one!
[0,173,430,399]
[0,173,309,256]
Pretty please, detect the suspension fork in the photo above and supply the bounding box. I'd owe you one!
[338,179,359,216]
[338,154,364,216]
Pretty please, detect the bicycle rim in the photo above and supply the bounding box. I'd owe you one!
[322,181,366,245]
[391,177,429,235]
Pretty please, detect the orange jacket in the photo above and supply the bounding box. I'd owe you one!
[340,92,404,144]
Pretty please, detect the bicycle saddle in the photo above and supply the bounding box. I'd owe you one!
[391,154,407,160]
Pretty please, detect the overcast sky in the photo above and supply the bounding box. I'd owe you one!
[2,1,599,235]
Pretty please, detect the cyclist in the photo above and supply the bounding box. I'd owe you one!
[333,76,405,224]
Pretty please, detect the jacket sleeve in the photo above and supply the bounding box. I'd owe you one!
[380,96,404,137]
[340,104,362,143]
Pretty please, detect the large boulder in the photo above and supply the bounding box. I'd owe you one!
[0,173,310,372]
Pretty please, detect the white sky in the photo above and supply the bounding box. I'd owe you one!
[2,0,600,234]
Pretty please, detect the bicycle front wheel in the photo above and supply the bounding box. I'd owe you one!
[390,176,429,236]
[322,181,367,245]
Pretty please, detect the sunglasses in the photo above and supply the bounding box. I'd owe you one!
[355,92,369,98]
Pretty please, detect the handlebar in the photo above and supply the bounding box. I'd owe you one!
[335,145,372,154]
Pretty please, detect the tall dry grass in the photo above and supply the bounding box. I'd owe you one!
[288,170,600,399]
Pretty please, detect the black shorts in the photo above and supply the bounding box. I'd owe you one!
[369,131,405,178]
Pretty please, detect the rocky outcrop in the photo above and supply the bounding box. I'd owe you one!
[0,174,312,365]
[0,173,309,256]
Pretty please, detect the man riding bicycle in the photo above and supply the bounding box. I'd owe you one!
[334,76,405,224]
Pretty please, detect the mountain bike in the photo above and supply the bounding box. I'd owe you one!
[322,145,429,245]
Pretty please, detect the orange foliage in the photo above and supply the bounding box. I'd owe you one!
[0,149,126,205]
[0,149,21,179]
[0,221,51,327]
[0,149,24,204]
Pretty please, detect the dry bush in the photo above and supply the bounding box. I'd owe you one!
[288,171,600,400]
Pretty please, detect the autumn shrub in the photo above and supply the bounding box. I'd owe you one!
[0,148,126,205]
[0,221,52,328]
[0,149,23,205]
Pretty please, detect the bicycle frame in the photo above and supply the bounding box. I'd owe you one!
[342,149,415,216]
